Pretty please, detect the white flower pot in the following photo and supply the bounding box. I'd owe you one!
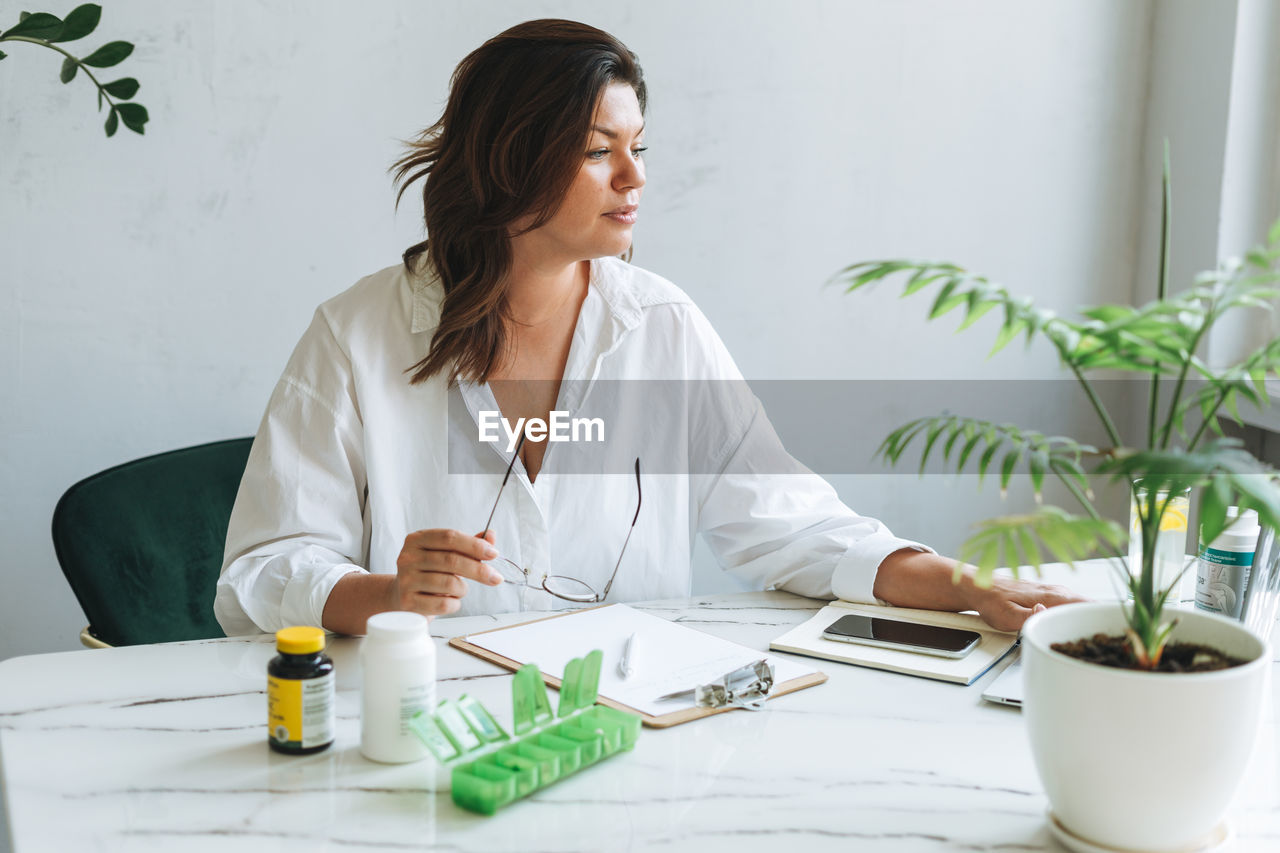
[1022,602,1270,851]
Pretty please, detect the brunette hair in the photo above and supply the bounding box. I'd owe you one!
[392,19,647,384]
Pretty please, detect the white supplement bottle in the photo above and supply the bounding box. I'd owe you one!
[360,611,436,763]
[1195,507,1260,619]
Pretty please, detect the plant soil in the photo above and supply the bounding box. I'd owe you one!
[1051,634,1248,672]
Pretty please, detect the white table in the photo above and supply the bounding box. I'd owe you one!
[2,572,1279,852]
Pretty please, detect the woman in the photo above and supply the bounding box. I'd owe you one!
[214,19,1081,637]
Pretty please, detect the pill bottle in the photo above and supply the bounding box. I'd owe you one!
[361,611,436,763]
[1195,507,1260,619]
[267,626,335,754]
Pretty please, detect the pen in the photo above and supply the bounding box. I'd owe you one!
[619,631,638,679]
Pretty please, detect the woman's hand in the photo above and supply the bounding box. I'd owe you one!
[389,529,505,618]
[964,575,1085,632]
[873,548,1088,632]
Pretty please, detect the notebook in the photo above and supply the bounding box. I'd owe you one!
[769,600,1018,685]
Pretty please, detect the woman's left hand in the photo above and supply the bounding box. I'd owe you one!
[965,575,1087,632]
[873,549,1089,632]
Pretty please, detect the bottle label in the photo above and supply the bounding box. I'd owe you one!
[1194,547,1254,619]
[1197,546,1254,567]
[399,682,433,736]
[268,673,335,749]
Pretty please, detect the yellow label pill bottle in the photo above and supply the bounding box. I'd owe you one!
[267,626,335,755]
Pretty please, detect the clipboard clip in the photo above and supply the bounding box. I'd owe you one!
[655,659,776,711]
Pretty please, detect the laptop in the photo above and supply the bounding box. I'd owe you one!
[981,650,1024,707]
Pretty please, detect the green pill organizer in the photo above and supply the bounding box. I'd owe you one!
[408,649,642,815]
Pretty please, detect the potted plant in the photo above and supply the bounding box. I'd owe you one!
[835,149,1280,851]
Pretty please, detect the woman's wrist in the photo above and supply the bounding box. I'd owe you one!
[873,548,975,611]
[321,572,398,635]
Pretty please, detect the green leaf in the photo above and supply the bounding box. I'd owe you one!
[1151,620,1179,655]
[102,77,139,99]
[928,279,962,319]
[115,102,148,134]
[836,260,912,292]
[59,56,76,83]
[957,430,985,471]
[999,449,1020,496]
[957,292,1000,331]
[919,419,950,475]
[1199,478,1232,547]
[1252,368,1270,404]
[49,4,100,42]
[1269,217,1280,247]
[104,107,118,137]
[942,422,966,462]
[3,12,63,39]
[0,50,7,60]
[959,507,1124,581]
[1015,526,1044,571]
[1029,448,1047,498]
[82,40,133,68]
[1224,387,1243,424]
[1245,250,1271,269]
[1080,305,1134,323]
[988,317,1025,357]
[977,441,1001,484]
[902,268,949,296]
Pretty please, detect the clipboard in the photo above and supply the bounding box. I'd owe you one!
[450,604,827,728]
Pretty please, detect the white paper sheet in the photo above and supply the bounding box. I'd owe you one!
[465,604,818,716]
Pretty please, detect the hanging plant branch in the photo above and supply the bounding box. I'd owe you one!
[0,4,149,136]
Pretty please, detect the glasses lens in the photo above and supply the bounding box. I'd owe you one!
[542,575,600,603]
[492,558,528,585]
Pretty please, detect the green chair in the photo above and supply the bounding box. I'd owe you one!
[51,437,254,648]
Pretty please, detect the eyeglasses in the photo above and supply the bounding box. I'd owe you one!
[481,432,641,604]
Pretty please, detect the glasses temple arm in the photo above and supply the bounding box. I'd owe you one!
[482,432,526,535]
[601,458,642,601]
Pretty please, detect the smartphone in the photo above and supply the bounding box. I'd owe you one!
[821,614,980,658]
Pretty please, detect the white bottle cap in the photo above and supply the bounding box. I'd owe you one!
[1225,506,1259,524]
[366,611,430,642]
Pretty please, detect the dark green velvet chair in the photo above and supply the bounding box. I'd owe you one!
[51,437,254,647]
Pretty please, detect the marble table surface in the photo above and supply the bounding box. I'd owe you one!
[3,579,1279,852]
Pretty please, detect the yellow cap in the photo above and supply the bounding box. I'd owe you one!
[276,626,325,655]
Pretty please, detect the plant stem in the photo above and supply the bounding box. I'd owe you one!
[1186,386,1227,451]
[0,35,117,113]
[1147,364,1161,448]
[1160,289,1220,449]
[1146,142,1172,451]
[1068,362,1123,447]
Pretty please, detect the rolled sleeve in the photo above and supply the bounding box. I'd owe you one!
[831,535,934,605]
[216,309,369,635]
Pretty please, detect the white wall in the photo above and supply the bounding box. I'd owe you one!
[0,0,1163,660]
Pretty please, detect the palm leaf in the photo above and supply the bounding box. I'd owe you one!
[958,506,1124,587]
[874,414,1096,503]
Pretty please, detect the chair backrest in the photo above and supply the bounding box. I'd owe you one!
[52,438,254,646]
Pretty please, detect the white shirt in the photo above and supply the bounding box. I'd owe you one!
[214,257,930,635]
